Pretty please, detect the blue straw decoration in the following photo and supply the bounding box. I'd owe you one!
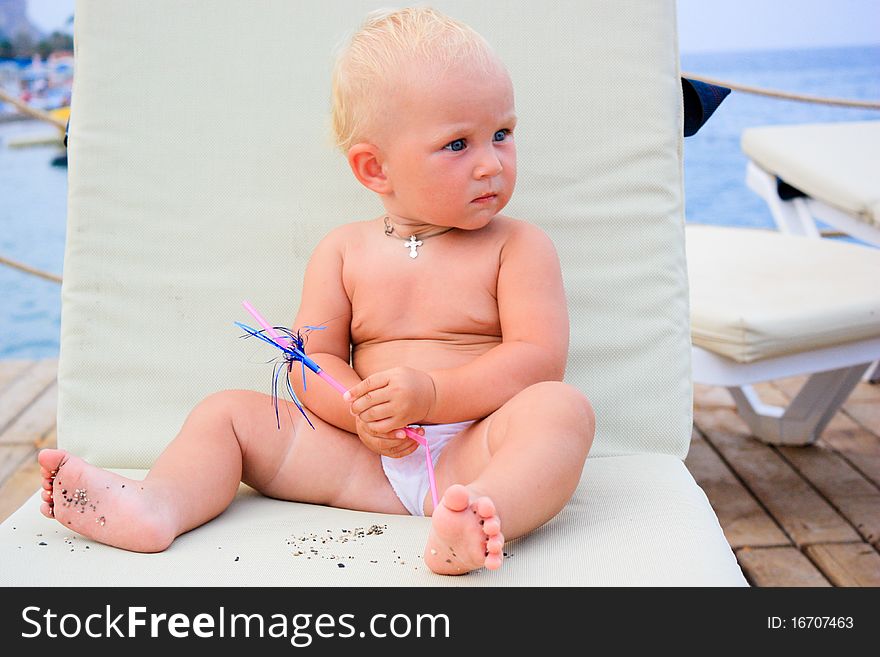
[236,322,326,430]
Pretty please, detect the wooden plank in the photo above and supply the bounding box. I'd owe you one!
[843,378,880,403]
[841,397,880,441]
[0,451,41,524]
[735,546,831,587]
[754,379,880,547]
[693,383,735,409]
[0,444,35,486]
[0,359,58,432]
[804,543,880,587]
[686,429,788,548]
[751,381,789,406]
[0,383,57,445]
[695,406,860,546]
[0,427,55,523]
[35,424,56,451]
[0,360,33,393]
[778,442,880,546]
[817,414,880,491]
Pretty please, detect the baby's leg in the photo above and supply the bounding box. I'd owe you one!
[39,390,403,552]
[425,381,594,574]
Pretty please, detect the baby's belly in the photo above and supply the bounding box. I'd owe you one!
[352,337,501,378]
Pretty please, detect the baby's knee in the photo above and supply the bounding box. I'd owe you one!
[526,381,595,436]
[200,388,261,407]
[197,389,237,413]
[191,389,259,425]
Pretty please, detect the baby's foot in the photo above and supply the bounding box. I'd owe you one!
[38,448,176,553]
[424,484,504,575]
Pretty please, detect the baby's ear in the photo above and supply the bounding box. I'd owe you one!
[347,143,391,195]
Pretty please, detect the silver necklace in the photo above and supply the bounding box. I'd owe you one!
[384,216,453,259]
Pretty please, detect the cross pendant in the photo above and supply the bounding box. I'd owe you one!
[405,235,423,258]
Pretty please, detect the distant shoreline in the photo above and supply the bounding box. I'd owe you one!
[0,114,36,124]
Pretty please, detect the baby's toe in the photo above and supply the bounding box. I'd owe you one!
[482,517,501,536]
[41,489,53,503]
[475,496,496,518]
[40,502,54,518]
[485,531,504,570]
[38,448,66,472]
[442,484,471,512]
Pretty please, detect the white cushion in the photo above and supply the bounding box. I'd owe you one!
[687,225,880,363]
[742,121,880,228]
[0,455,742,586]
[0,0,745,585]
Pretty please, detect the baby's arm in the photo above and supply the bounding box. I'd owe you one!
[293,226,420,456]
[288,227,360,434]
[425,221,569,423]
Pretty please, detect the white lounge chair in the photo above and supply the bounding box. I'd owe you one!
[0,0,745,586]
[743,121,880,247]
[688,121,880,445]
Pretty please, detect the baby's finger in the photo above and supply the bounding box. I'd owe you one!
[355,401,395,424]
[370,429,418,456]
[343,373,388,405]
[385,439,419,459]
[366,417,404,436]
[391,430,424,456]
[369,432,402,449]
[348,389,392,416]
[392,426,425,440]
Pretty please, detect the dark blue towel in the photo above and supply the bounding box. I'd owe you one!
[682,77,730,137]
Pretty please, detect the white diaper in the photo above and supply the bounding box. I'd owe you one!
[381,420,476,516]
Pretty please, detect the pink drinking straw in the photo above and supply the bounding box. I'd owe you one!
[241,300,439,509]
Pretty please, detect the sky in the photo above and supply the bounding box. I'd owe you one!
[25,0,880,54]
[25,0,73,34]
[677,0,880,53]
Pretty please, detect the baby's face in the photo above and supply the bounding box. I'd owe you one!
[377,62,517,230]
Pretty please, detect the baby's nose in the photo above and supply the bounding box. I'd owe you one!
[473,147,503,178]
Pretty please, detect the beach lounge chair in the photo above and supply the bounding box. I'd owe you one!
[687,121,880,445]
[0,0,745,585]
[743,121,880,247]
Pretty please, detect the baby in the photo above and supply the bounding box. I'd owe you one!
[37,7,595,575]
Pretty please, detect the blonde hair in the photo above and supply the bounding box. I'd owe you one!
[331,6,499,152]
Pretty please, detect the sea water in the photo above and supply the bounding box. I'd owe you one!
[0,119,66,359]
[0,45,878,359]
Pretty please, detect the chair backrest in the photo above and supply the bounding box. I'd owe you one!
[59,0,690,466]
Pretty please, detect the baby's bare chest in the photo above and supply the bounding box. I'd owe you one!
[343,239,502,344]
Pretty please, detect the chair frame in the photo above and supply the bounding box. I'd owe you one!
[693,338,880,445]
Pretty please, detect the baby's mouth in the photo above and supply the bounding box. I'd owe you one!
[472,193,497,203]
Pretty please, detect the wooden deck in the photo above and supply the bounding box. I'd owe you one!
[1,358,879,586]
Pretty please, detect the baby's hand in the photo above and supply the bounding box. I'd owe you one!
[354,415,422,459]
[344,367,436,435]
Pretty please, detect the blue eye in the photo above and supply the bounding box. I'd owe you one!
[444,139,466,152]
[494,129,510,142]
